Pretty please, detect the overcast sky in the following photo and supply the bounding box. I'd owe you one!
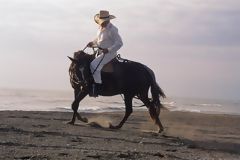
[0,0,240,100]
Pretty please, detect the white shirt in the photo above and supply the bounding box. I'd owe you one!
[93,23,123,53]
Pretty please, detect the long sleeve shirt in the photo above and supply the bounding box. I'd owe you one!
[92,23,123,54]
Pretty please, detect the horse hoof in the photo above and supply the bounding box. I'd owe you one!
[158,128,164,133]
[77,116,88,123]
[109,123,120,129]
[109,123,114,129]
[67,121,75,125]
[81,117,88,123]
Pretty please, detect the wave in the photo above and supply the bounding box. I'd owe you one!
[191,103,222,107]
[0,89,239,115]
[56,105,126,113]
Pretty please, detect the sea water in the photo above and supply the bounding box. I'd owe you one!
[0,88,239,115]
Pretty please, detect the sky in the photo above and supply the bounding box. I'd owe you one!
[0,0,240,100]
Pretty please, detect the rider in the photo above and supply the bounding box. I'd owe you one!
[87,10,123,97]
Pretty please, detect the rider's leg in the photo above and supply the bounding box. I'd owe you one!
[90,54,105,84]
[91,53,117,72]
[90,55,104,97]
[90,52,117,82]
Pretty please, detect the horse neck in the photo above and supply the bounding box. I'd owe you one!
[84,54,95,82]
[84,54,95,65]
[89,54,95,62]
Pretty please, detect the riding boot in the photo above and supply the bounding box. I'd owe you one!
[89,83,101,97]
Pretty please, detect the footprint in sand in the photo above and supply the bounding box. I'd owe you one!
[86,154,101,159]
[71,137,82,142]
[58,153,69,157]
[32,124,48,128]
[14,155,49,160]
[88,122,105,128]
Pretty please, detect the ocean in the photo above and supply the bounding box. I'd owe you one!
[0,88,239,115]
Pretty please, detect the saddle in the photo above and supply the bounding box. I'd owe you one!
[102,54,129,73]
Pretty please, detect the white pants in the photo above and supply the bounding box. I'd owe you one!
[90,52,117,84]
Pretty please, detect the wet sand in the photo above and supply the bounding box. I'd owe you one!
[0,109,240,160]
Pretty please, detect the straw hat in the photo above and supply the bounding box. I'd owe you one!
[94,10,116,24]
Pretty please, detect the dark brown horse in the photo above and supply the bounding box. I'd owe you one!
[68,49,166,132]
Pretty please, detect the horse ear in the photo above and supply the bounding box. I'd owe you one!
[68,56,78,63]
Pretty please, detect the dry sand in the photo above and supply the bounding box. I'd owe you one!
[0,109,240,160]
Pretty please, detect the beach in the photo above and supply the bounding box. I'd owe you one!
[0,109,240,160]
[1,0,240,159]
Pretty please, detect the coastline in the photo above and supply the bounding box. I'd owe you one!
[0,109,240,159]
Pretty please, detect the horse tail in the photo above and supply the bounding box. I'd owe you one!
[144,66,166,107]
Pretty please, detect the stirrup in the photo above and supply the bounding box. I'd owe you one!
[89,84,98,97]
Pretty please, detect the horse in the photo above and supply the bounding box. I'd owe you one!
[67,49,166,132]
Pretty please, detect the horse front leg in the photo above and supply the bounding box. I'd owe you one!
[109,94,133,129]
[68,89,88,125]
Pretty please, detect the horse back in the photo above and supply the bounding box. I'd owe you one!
[101,58,152,94]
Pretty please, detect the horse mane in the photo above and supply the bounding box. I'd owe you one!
[73,50,94,61]
[69,50,94,89]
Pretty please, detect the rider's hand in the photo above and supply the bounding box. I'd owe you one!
[87,42,94,47]
[102,48,109,54]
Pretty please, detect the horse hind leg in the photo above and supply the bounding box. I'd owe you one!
[154,106,164,133]
[109,94,133,129]
[140,94,164,133]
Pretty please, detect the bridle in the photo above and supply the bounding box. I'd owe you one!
[69,45,104,90]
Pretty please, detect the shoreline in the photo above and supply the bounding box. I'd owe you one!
[1,107,240,116]
[1,109,240,159]
[1,88,240,116]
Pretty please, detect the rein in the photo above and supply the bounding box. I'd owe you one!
[82,45,88,51]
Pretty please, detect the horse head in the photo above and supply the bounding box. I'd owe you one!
[68,50,94,87]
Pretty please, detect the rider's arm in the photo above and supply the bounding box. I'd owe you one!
[108,27,123,53]
[91,29,100,47]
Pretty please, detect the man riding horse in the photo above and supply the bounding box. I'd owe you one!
[87,10,123,97]
[68,10,166,133]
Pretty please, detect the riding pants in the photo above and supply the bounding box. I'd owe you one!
[90,52,117,84]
